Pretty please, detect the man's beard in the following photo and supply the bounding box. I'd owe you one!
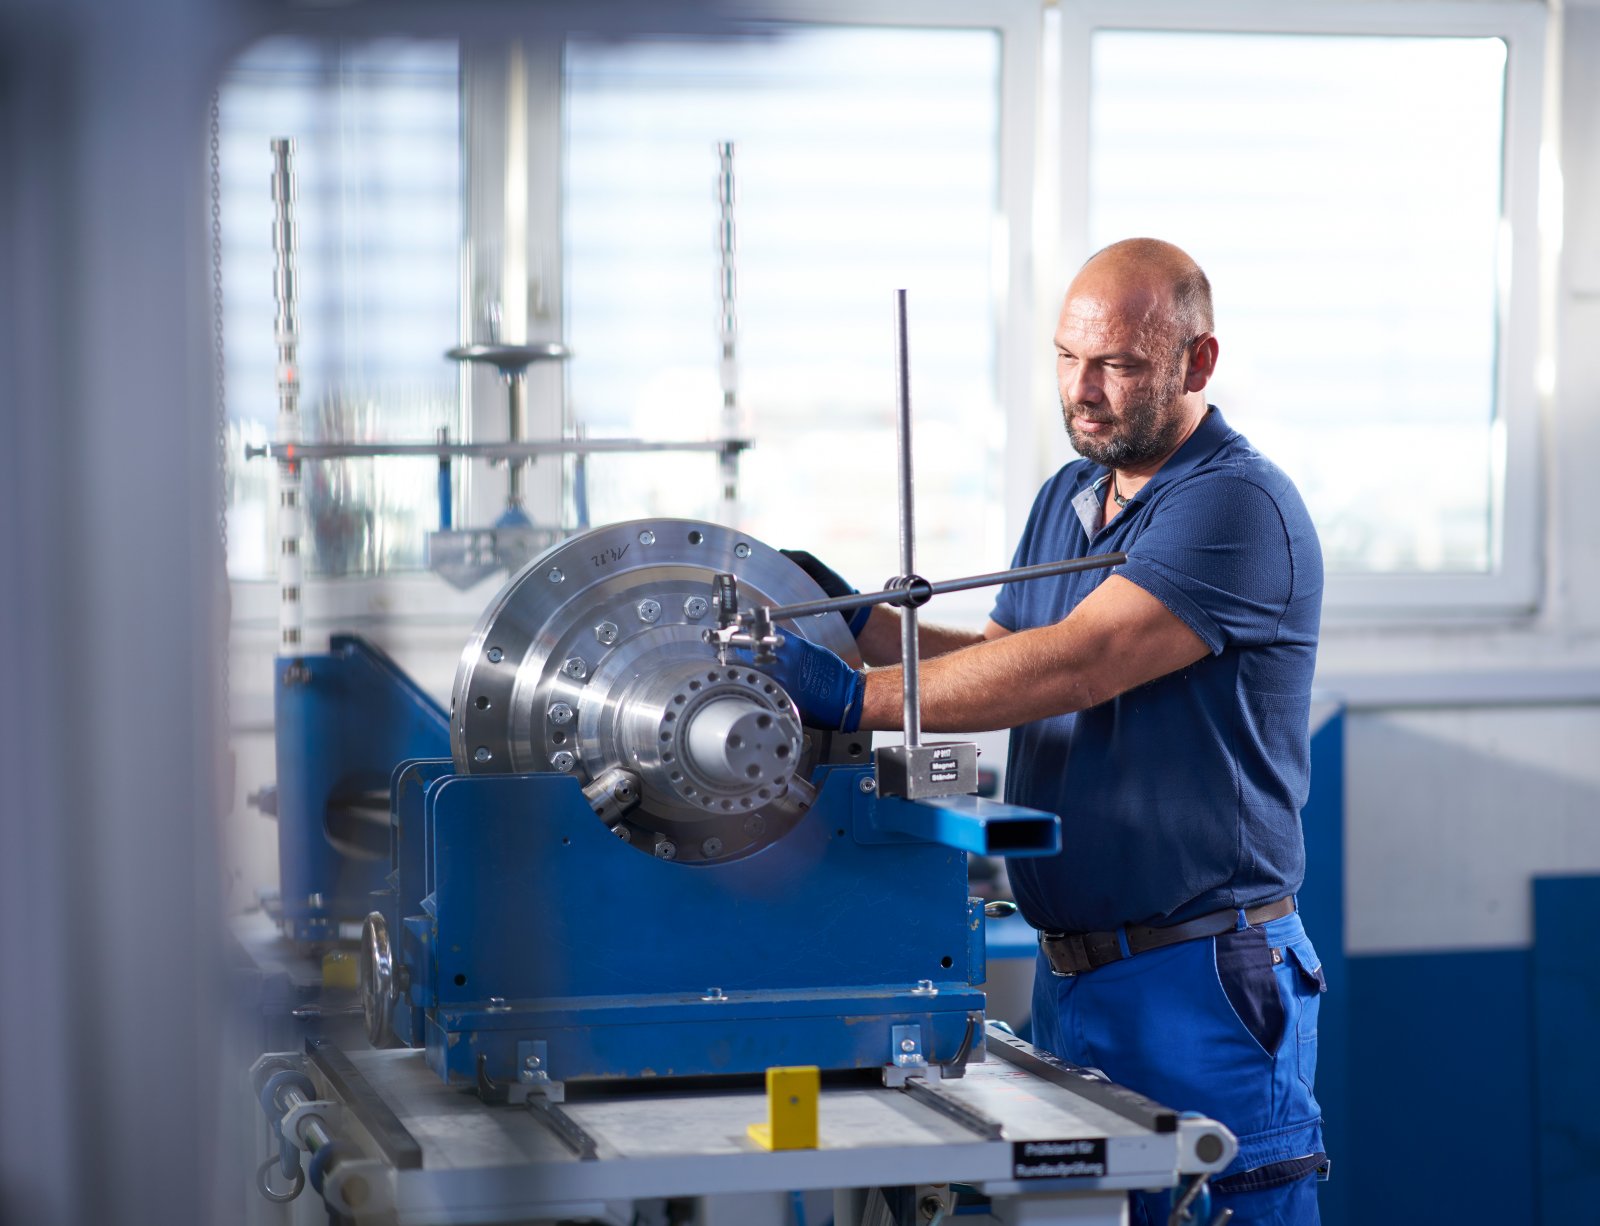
[1060,364,1188,469]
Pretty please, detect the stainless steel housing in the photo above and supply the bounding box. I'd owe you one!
[450,519,863,864]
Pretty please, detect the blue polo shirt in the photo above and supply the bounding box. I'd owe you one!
[992,407,1322,934]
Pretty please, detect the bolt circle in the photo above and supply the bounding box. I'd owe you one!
[550,751,576,772]
[639,530,656,545]
[473,747,492,764]
[637,600,662,623]
[563,657,588,679]
[548,702,574,725]
[548,568,564,583]
[486,646,504,664]
[655,840,677,860]
[594,621,619,645]
[701,837,724,857]
[683,596,710,620]
[859,776,877,794]
[734,542,752,559]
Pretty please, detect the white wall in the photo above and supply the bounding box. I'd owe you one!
[1323,6,1600,957]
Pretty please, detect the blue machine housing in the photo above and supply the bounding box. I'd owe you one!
[272,635,449,944]
[379,758,1059,1090]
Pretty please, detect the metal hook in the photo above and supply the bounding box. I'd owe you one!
[255,1155,305,1204]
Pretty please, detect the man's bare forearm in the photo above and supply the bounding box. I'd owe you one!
[856,606,985,667]
[856,576,1212,733]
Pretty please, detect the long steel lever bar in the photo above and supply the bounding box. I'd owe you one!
[758,551,1128,625]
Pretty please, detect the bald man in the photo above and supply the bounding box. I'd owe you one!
[768,239,1327,1224]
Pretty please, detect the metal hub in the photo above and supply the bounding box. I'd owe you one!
[451,519,861,864]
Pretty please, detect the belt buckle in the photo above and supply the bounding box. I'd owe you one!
[1044,932,1089,978]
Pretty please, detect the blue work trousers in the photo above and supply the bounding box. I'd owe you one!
[1030,908,1327,1226]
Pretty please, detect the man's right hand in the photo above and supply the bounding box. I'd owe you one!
[733,634,866,732]
[780,548,871,636]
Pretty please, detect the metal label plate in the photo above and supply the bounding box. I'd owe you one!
[1010,1137,1108,1180]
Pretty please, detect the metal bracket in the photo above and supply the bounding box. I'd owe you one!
[883,1024,943,1087]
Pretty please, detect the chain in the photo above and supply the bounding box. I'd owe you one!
[210,91,231,729]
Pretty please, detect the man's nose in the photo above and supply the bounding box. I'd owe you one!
[1062,362,1101,405]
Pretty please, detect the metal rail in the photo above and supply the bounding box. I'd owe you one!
[245,438,752,463]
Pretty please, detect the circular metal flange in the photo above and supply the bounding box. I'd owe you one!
[451,519,861,864]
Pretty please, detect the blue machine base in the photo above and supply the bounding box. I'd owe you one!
[274,636,448,944]
[384,762,1007,1089]
[426,986,986,1088]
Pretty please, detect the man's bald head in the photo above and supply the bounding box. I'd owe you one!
[1053,238,1219,472]
[1073,238,1213,350]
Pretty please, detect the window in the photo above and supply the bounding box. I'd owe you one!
[218,37,462,579]
[562,23,1015,613]
[1061,2,1545,613]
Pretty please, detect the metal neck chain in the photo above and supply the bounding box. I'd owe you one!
[1111,473,1131,508]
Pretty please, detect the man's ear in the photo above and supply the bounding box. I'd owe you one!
[1185,334,1218,393]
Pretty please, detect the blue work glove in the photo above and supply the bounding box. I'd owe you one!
[781,548,871,637]
[736,634,866,733]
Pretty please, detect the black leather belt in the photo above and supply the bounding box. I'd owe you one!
[1040,896,1296,977]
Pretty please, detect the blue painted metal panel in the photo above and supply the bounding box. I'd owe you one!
[406,762,1008,1086]
[272,635,448,943]
[1346,949,1536,1225]
[860,793,1061,856]
[1533,874,1600,1224]
[1298,704,1348,1224]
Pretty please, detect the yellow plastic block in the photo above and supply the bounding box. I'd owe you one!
[747,1065,820,1151]
[321,949,358,991]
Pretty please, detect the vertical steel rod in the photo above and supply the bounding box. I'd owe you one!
[716,141,740,525]
[894,289,921,748]
[506,371,526,512]
[270,138,303,658]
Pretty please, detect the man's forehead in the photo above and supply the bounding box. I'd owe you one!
[1055,282,1168,349]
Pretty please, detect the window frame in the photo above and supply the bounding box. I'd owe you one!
[1057,0,1548,619]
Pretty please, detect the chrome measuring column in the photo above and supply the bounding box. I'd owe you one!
[894,289,922,749]
[716,141,740,525]
[270,138,303,657]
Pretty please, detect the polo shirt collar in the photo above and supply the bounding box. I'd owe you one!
[1068,406,1233,539]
